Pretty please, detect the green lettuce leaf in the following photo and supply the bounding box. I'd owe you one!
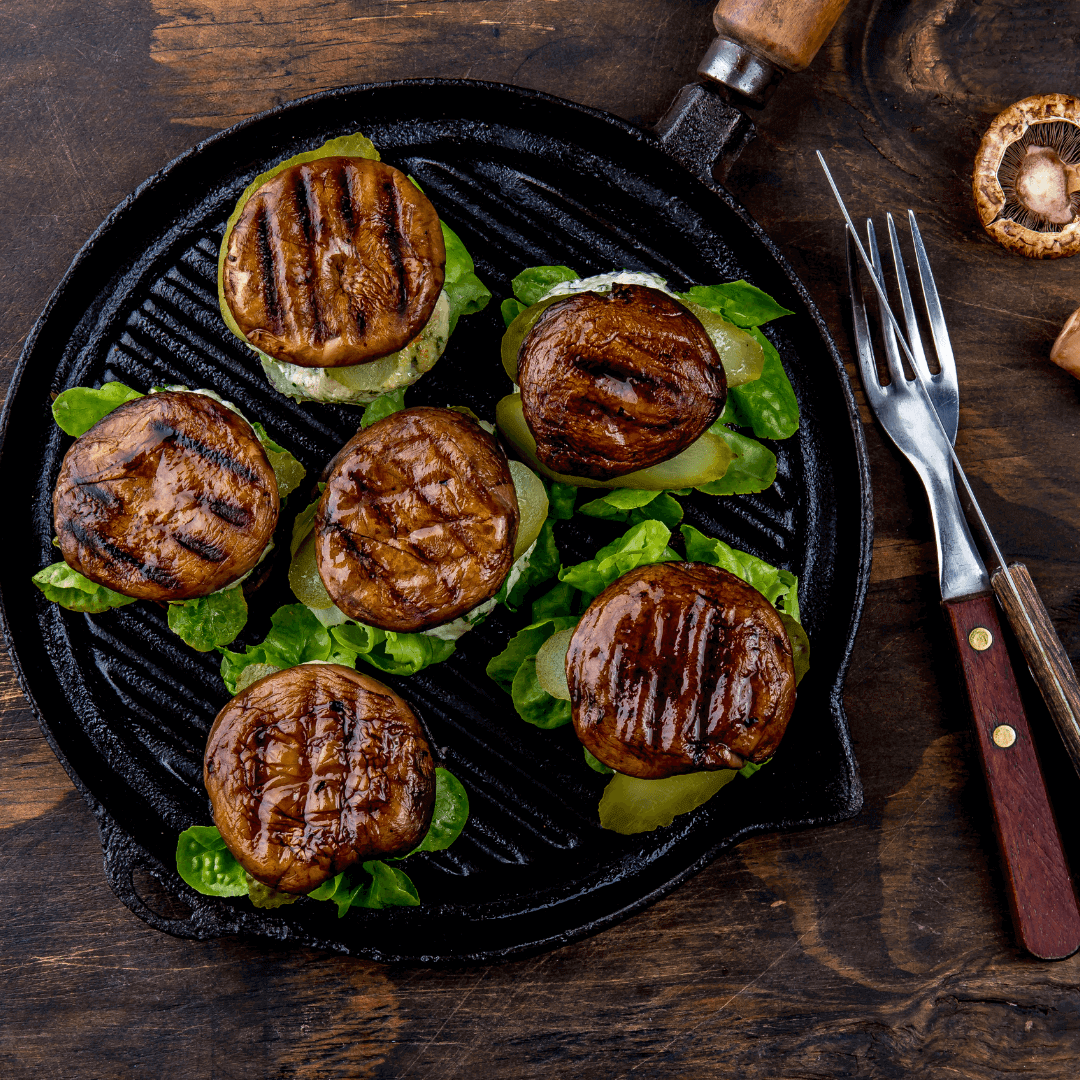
[486,615,579,695]
[511,265,580,306]
[501,297,527,327]
[512,654,572,729]
[697,426,778,496]
[360,387,408,429]
[680,524,800,620]
[329,623,456,677]
[677,280,793,328]
[500,518,561,611]
[583,747,615,775]
[219,604,345,695]
[175,826,248,897]
[409,768,470,854]
[442,222,492,335]
[558,520,679,601]
[577,488,684,528]
[726,328,800,440]
[168,586,248,652]
[51,381,144,436]
[529,581,584,622]
[545,479,578,521]
[32,561,137,614]
[249,421,306,498]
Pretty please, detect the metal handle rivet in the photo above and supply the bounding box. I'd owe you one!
[969,627,993,651]
[992,725,1017,748]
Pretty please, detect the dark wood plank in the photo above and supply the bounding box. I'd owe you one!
[5,0,1080,1075]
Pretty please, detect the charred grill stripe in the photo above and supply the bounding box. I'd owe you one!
[255,206,283,333]
[324,520,432,617]
[294,170,327,345]
[149,421,265,485]
[207,497,253,528]
[68,521,180,589]
[381,180,408,313]
[338,164,355,232]
[171,532,230,563]
[72,481,122,509]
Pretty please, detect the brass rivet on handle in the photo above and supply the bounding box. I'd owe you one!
[969,627,993,651]
[993,724,1017,748]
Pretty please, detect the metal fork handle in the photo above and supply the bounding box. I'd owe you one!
[905,434,989,600]
[943,593,1080,960]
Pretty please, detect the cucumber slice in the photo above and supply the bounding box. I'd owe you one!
[535,627,575,701]
[501,296,563,383]
[495,393,735,491]
[681,300,764,387]
[288,533,335,609]
[508,460,549,560]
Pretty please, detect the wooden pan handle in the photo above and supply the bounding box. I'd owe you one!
[942,592,1080,959]
[991,563,1080,777]
[712,0,851,72]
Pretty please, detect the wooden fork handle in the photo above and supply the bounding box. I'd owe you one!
[943,592,1080,959]
[991,563,1080,778]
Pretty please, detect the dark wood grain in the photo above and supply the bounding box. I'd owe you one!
[5,0,1080,1076]
[942,592,1080,959]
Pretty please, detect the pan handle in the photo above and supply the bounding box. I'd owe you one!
[702,0,852,104]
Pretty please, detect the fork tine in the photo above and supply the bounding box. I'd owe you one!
[866,220,908,387]
[908,210,960,443]
[886,212,932,382]
[846,227,886,404]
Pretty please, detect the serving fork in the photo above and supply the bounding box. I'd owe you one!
[842,201,1080,959]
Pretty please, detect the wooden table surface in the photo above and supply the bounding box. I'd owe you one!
[4,1,1080,1075]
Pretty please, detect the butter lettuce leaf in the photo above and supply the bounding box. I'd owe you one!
[168,586,248,652]
[558,519,679,601]
[442,222,492,334]
[32,561,137,614]
[511,265,579,306]
[51,381,144,437]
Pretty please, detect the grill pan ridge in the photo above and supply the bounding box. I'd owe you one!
[0,80,870,961]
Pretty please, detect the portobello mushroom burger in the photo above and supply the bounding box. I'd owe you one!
[33,384,305,651]
[497,268,799,494]
[177,662,470,912]
[218,133,491,405]
[566,561,796,779]
[288,405,552,654]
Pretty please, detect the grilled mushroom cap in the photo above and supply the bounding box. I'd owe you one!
[222,156,446,366]
[315,407,519,632]
[204,664,436,893]
[53,392,279,601]
[568,562,796,779]
[973,94,1080,258]
[517,283,726,481]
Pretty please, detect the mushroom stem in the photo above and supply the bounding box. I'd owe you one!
[1050,306,1080,378]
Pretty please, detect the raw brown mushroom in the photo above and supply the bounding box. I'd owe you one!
[315,407,519,632]
[567,561,796,779]
[222,156,446,366]
[973,94,1080,259]
[517,284,727,481]
[1051,305,1080,377]
[53,391,280,601]
[204,664,436,893]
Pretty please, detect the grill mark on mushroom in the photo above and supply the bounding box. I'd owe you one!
[206,497,252,528]
[292,169,328,346]
[171,532,230,564]
[149,421,265,485]
[255,207,283,334]
[380,179,408,314]
[67,520,181,590]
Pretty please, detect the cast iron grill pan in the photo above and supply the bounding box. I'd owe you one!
[0,80,871,961]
